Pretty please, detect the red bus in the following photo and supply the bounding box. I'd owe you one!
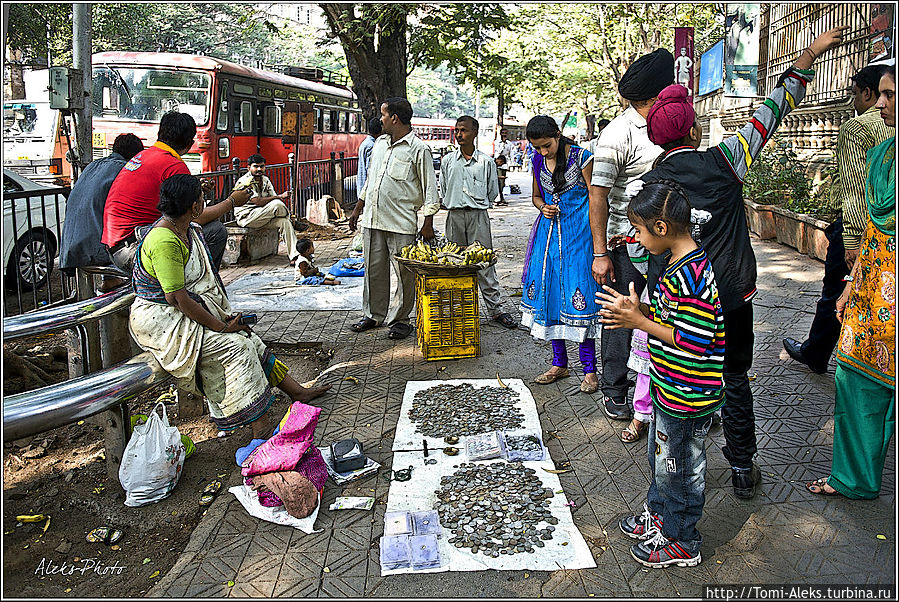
[90,52,366,173]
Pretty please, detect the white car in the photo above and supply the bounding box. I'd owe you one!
[3,169,67,291]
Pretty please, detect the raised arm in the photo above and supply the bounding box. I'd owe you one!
[717,27,847,182]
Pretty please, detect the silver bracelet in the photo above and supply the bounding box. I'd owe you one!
[593,252,609,258]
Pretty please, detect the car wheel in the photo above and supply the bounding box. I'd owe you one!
[6,230,53,292]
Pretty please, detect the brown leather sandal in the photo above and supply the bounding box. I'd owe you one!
[621,419,647,444]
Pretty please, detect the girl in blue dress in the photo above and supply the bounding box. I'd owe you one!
[521,116,602,393]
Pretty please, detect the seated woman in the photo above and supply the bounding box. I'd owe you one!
[294,238,340,285]
[128,174,330,439]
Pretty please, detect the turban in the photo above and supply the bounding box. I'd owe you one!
[646,84,695,146]
[618,49,675,101]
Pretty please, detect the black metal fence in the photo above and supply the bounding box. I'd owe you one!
[3,186,75,316]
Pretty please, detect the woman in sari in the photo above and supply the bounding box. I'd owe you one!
[807,67,895,498]
[520,116,603,393]
[129,174,330,439]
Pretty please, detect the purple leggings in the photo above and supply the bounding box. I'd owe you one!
[551,339,597,373]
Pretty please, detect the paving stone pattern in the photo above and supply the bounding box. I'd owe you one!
[151,174,895,597]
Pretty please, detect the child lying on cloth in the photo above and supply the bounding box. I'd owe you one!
[294,238,340,286]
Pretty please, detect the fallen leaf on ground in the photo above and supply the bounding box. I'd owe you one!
[142,558,151,564]
[149,571,160,579]
[876,534,887,540]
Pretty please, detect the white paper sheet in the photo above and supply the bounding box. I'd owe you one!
[382,379,596,575]
[226,268,363,311]
[392,379,543,453]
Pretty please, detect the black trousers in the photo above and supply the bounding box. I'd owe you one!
[721,301,756,470]
[600,246,646,400]
[800,218,849,368]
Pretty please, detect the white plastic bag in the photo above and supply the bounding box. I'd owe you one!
[119,402,186,507]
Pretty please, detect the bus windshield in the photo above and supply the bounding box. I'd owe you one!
[3,101,55,141]
[92,66,211,125]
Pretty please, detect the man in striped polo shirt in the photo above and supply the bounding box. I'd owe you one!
[783,64,894,373]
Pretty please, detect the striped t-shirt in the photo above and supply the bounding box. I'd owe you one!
[648,247,725,418]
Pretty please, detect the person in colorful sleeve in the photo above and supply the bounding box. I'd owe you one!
[639,27,847,499]
[597,180,725,568]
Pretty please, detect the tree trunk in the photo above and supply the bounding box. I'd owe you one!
[5,46,26,99]
[496,87,505,129]
[585,114,596,140]
[320,4,408,123]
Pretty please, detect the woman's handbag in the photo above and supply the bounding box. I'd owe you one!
[118,402,186,507]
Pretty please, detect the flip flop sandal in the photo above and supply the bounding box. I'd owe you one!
[806,477,840,496]
[350,317,378,333]
[86,526,124,545]
[202,480,222,495]
[387,322,413,340]
[621,420,647,444]
[534,368,570,384]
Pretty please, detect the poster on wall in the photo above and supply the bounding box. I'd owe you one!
[725,4,760,97]
[674,27,695,96]
[698,40,724,96]
[869,3,895,61]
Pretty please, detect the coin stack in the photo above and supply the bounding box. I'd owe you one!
[433,462,558,558]
[409,384,524,437]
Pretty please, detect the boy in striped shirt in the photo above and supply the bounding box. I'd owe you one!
[597,179,724,567]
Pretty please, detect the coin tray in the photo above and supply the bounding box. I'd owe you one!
[465,431,503,461]
[379,535,412,570]
[409,534,442,570]
[384,510,414,536]
[411,510,442,537]
[500,430,547,462]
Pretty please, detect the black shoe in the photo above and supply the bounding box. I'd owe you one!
[732,463,761,499]
[603,396,633,421]
[782,338,827,374]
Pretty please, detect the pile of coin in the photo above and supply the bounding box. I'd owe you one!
[409,384,524,437]
[434,462,557,558]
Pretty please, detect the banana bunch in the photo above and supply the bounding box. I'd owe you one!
[400,240,495,266]
[461,241,495,265]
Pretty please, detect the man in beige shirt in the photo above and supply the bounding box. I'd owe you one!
[348,97,440,339]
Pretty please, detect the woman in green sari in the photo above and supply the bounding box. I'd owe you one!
[807,67,895,499]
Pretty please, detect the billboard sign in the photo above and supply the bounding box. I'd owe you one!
[698,40,724,96]
[725,4,760,97]
[674,27,695,96]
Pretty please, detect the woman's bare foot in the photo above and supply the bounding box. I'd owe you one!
[291,383,332,402]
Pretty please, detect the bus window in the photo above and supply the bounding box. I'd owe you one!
[323,110,333,133]
[274,89,287,99]
[339,111,348,132]
[216,84,228,131]
[91,66,211,124]
[316,107,323,132]
[349,112,359,133]
[234,82,254,96]
[235,100,254,133]
[263,105,281,135]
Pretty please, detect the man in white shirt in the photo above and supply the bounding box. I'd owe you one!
[348,98,440,339]
[441,115,517,329]
[590,48,671,420]
[233,153,298,263]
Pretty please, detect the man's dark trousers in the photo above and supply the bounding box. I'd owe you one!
[799,217,849,368]
[599,246,646,401]
[721,301,756,470]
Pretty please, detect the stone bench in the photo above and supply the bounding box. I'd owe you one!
[222,221,280,265]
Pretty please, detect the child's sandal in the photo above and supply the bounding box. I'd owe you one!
[621,419,647,444]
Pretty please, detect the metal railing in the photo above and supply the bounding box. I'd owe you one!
[3,186,76,316]
[3,350,168,441]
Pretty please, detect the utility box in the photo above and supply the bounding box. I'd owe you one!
[49,67,84,110]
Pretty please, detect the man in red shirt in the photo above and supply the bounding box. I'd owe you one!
[102,112,249,271]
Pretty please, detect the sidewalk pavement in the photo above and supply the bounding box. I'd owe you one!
[151,171,895,597]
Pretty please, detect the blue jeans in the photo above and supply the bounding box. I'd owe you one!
[646,408,714,549]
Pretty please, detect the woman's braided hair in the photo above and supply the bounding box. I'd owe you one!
[627,178,692,235]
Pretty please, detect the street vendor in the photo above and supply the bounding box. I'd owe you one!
[440,115,517,329]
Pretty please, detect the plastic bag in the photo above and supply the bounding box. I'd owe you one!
[119,402,186,507]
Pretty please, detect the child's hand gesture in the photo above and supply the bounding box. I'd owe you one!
[596,282,646,330]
